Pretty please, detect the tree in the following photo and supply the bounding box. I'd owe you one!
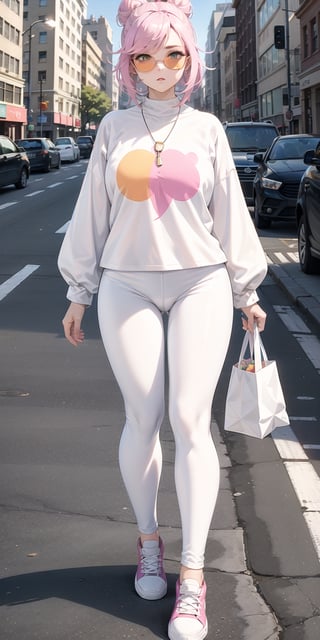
[80,86,112,132]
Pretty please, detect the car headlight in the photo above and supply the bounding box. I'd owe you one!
[261,177,282,190]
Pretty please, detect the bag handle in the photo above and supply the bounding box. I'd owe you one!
[238,325,268,372]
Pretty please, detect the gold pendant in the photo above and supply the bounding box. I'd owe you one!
[154,141,164,167]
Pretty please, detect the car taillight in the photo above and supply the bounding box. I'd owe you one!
[41,149,49,155]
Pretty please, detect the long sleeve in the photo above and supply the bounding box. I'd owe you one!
[58,119,111,306]
[208,120,267,309]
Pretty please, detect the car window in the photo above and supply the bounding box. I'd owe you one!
[18,140,42,150]
[56,138,71,145]
[0,138,17,154]
[270,138,320,160]
[225,127,278,151]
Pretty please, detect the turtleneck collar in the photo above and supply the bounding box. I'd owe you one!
[138,96,183,122]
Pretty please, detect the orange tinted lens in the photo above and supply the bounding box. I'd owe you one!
[133,57,156,72]
[163,55,186,70]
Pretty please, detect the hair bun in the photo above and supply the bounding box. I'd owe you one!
[117,0,192,27]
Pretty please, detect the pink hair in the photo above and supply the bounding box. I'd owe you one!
[115,0,203,104]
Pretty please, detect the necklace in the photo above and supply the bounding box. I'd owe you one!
[140,104,181,167]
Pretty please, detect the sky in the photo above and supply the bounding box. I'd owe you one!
[86,1,218,51]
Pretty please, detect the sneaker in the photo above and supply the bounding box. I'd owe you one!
[168,579,208,640]
[134,537,167,600]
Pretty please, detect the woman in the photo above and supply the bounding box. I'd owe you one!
[58,1,267,639]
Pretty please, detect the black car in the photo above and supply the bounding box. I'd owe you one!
[0,135,30,189]
[16,137,61,172]
[253,134,320,228]
[296,141,320,274]
[76,135,94,158]
[223,121,279,205]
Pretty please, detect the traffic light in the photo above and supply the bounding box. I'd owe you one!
[274,25,285,49]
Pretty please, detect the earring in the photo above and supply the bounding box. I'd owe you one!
[135,79,149,100]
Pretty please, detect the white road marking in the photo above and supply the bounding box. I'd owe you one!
[25,190,45,197]
[272,426,308,460]
[66,175,78,180]
[297,396,315,400]
[274,305,311,333]
[265,254,273,264]
[287,252,299,262]
[272,428,320,561]
[0,264,40,301]
[274,252,288,263]
[0,202,17,210]
[303,445,320,450]
[47,182,63,188]
[293,334,320,371]
[289,416,317,422]
[55,220,70,234]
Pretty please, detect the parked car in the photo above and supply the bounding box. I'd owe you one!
[296,141,320,274]
[253,134,320,228]
[223,121,279,205]
[16,137,61,172]
[76,135,94,158]
[55,136,80,162]
[0,135,30,189]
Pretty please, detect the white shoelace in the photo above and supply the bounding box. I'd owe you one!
[141,547,161,575]
[177,585,201,616]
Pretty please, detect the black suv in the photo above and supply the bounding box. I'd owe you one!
[296,141,320,274]
[76,135,94,158]
[223,122,279,205]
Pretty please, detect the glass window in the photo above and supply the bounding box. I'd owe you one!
[39,0,47,6]
[303,25,309,58]
[39,31,47,44]
[38,51,47,61]
[311,17,318,53]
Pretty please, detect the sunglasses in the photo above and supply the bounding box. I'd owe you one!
[132,50,187,73]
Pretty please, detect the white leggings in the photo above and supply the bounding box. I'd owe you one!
[97,265,233,569]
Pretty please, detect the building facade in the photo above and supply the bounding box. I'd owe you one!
[233,0,259,121]
[22,0,87,139]
[83,16,113,102]
[0,0,27,137]
[296,0,320,133]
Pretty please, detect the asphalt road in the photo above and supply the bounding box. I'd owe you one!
[0,163,320,639]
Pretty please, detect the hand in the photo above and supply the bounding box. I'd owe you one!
[241,303,266,333]
[62,302,86,346]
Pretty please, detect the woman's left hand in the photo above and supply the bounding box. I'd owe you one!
[241,303,267,333]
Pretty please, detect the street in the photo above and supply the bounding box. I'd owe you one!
[0,164,320,639]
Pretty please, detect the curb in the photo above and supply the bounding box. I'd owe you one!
[268,263,320,327]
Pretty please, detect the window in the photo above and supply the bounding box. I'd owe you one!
[39,31,47,44]
[39,51,47,61]
[39,0,47,6]
[38,70,46,81]
[311,17,318,53]
[303,25,309,58]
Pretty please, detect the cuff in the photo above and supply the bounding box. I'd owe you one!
[66,285,93,307]
[233,289,259,309]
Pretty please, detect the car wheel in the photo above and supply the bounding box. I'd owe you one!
[57,156,61,169]
[45,159,51,173]
[15,167,28,189]
[298,215,320,274]
[254,197,271,229]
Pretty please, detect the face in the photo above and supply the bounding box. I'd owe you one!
[132,29,188,100]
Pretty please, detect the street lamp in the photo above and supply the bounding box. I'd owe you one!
[23,18,55,135]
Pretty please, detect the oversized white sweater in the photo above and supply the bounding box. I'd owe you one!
[58,97,267,308]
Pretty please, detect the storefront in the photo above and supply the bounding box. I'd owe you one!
[0,104,27,140]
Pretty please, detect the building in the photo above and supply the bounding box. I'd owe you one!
[22,0,87,139]
[204,3,235,119]
[0,0,27,138]
[83,16,113,103]
[255,0,301,133]
[296,0,320,133]
[232,0,258,121]
[82,29,104,92]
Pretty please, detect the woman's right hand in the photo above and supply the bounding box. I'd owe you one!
[62,302,86,346]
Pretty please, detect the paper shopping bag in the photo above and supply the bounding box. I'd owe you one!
[224,327,289,439]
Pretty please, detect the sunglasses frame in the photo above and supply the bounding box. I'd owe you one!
[132,51,188,73]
